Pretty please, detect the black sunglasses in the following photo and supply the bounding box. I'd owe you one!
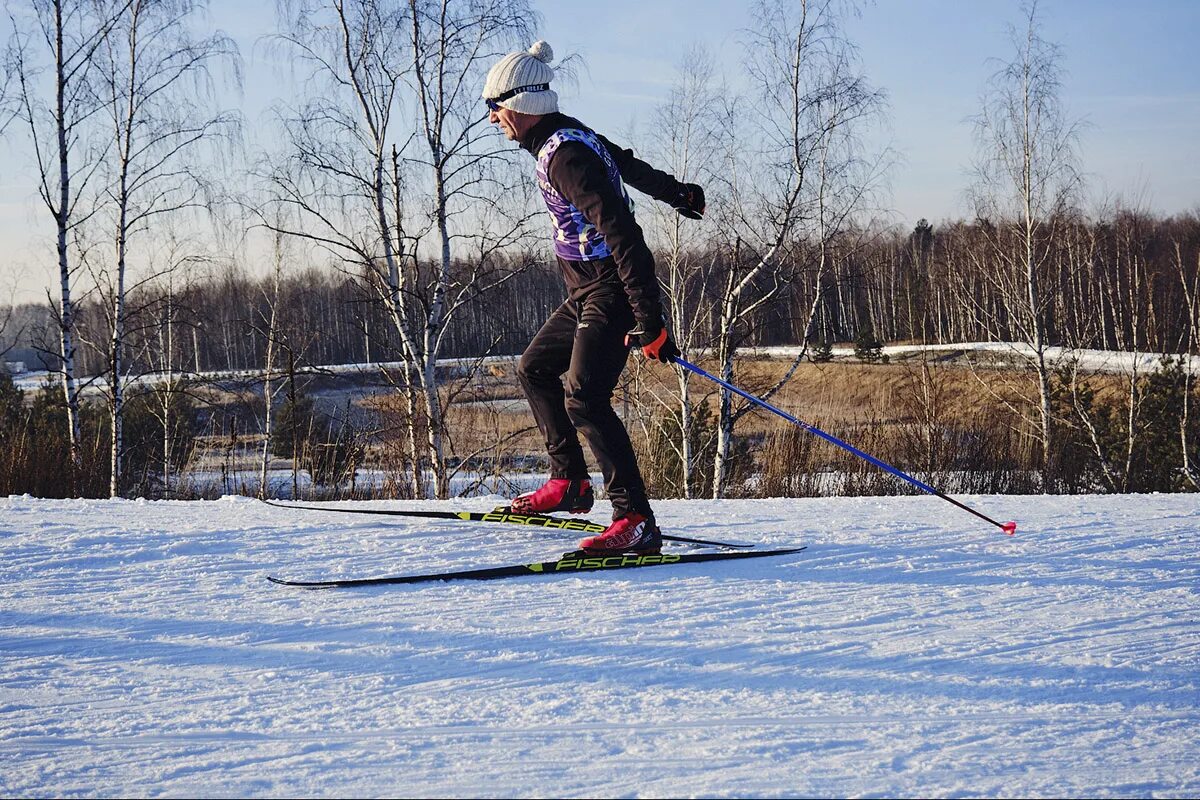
[485,83,550,111]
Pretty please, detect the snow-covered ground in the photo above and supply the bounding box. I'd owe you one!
[9,354,513,393]
[2,493,1198,797]
[751,342,1198,375]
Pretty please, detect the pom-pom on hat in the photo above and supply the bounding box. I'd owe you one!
[482,40,558,115]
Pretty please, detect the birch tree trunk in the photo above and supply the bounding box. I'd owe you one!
[1177,242,1200,490]
[259,230,285,498]
[710,255,739,497]
[159,285,175,494]
[108,194,127,496]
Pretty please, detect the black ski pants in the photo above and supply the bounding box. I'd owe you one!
[517,290,650,519]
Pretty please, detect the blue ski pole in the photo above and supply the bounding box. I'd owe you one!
[673,356,1017,535]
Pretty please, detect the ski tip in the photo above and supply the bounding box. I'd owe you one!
[1001,521,1017,536]
[266,575,336,589]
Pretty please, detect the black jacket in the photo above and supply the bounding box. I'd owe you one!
[519,113,685,328]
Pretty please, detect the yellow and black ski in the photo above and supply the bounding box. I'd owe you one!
[263,499,753,549]
[267,546,805,589]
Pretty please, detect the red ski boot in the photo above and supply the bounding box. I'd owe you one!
[578,512,662,554]
[508,478,594,515]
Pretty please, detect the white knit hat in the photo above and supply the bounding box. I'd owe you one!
[482,40,558,115]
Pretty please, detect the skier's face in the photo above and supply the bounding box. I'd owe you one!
[488,105,517,140]
[489,106,534,143]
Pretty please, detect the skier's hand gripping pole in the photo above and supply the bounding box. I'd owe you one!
[670,355,1017,535]
[626,323,681,363]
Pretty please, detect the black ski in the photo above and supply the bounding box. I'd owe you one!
[267,546,805,588]
[262,499,754,550]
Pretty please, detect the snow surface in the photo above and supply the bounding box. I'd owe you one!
[751,342,1198,375]
[2,493,1198,797]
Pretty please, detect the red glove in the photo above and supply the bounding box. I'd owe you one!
[625,324,681,363]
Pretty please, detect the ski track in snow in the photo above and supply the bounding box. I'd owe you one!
[1,494,1198,797]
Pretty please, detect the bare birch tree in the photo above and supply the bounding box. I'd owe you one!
[150,256,185,494]
[1176,240,1200,489]
[9,0,129,492]
[968,0,1082,490]
[135,235,206,496]
[263,0,418,487]
[265,0,536,498]
[708,0,885,497]
[392,0,539,498]
[635,45,722,498]
[256,225,288,498]
[90,0,237,496]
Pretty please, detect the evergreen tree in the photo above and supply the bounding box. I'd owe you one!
[854,325,885,363]
[810,337,834,363]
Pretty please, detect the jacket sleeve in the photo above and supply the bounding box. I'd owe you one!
[547,141,664,327]
[595,133,686,204]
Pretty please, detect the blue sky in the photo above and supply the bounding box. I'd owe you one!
[3,0,1197,303]
[538,0,1199,223]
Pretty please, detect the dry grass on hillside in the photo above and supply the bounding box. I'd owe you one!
[179,353,1146,498]
[422,355,1054,468]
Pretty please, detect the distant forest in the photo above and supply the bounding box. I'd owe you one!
[5,211,1198,378]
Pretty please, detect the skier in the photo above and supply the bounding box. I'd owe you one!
[483,41,705,555]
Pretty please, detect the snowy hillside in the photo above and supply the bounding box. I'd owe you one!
[2,493,1198,797]
[753,342,1199,375]
[13,340,1193,395]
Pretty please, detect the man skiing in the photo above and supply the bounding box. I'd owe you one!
[483,41,705,555]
